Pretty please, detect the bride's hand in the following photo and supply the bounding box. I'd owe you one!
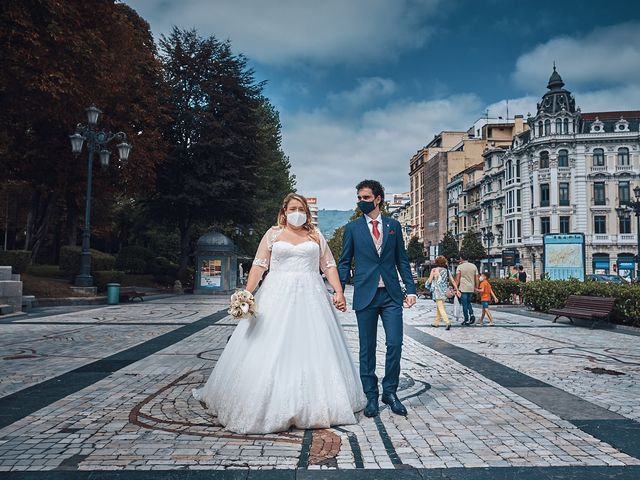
[333,292,347,312]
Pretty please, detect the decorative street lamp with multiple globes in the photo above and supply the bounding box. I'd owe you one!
[69,105,132,288]
[615,185,640,282]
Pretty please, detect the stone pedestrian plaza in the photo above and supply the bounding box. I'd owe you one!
[0,289,639,479]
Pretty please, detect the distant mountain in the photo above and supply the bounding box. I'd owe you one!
[318,209,353,239]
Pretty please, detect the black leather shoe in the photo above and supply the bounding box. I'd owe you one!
[364,397,379,417]
[381,393,407,416]
[468,316,476,325]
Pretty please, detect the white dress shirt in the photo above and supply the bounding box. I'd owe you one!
[365,214,416,298]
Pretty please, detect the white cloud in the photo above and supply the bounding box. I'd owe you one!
[282,94,483,209]
[125,0,443,65]
[513,22,640,91]
[328,77,397,111]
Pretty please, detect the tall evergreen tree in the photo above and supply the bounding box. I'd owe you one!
[153,28,275,275]
[459,229,486,262]
[407,236,426,265]
[439,230,460,261]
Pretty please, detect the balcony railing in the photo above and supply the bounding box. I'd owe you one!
[616,165,633,172]
[590,166,607,173]
[618,234,637,242]
[592,234,611,243]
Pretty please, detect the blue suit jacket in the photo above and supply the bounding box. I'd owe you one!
[338,215,416,311]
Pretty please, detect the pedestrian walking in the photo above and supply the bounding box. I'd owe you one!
[455,253,479,325]
[426,256,459,330]
[518,265,528,283]
[476,271,499,326]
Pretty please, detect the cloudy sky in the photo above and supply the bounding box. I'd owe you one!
[125,0,640,209]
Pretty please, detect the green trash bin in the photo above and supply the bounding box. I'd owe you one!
[107,283,120,305]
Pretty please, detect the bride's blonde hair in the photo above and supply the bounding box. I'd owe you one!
[277,193,320,244]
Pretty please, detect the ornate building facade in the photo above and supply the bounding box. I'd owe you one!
[501,68,640,280]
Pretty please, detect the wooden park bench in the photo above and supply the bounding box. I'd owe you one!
[119,287,146,302]
[549,295,616,329]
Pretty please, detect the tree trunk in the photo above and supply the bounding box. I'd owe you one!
[177,219,192,284]
[25,188,57,263]
[65,190,79,246]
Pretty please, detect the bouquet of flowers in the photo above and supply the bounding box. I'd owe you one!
[228,290,257,319]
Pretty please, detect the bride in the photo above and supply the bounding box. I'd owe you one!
[192,193,366,434]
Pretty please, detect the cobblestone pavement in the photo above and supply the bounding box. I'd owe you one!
[0,289,638,479]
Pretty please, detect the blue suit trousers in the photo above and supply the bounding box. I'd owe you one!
[355,287,403,399]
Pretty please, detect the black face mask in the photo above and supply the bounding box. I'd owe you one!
[357,200,376,215]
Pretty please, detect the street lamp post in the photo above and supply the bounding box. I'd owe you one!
[69,105,131,287]
[616,185,640,282]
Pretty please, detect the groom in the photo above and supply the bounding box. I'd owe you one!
[338,180,417,417]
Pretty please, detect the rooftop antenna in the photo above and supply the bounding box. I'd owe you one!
[506,99,509,121]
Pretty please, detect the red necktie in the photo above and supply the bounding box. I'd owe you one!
[371,220,380,241]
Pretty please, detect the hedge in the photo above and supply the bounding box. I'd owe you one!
[26,264,66,278]
[93,270,125,292]
[115,246,156,274]
[0,250,31,274]
[520,279,640,327]
[487,278,522,305]
[59,246,115,275]
[151,256,179,285]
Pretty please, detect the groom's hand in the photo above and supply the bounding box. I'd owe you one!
[403,295,417,308]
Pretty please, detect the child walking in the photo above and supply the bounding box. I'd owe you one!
[476,272,498,326]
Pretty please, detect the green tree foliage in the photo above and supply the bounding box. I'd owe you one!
[152,28,294,275]
[459,229,486,262]
[439,230,459,261]
[407,236,426,265]
[0,1,168,261]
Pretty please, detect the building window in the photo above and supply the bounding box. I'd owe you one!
[515,160,520,179]
[593,182,606,205]
[594,215,607,234]
[516,189,521,210]
[517,219,522,242]
[563,118,569,134]
[540,151,549,168]
[555,118,562,134]
[593,148,605,167]
[538,121,543,137]
[540,183,550,207]
[544,119,551,135]
[541,217,551,235]
[486,157,492,170]
[559,182,570,206]
[560,216,570,233]
[618,147,630,166]
[558,149,569,167]
[619,181,630,205]
[506,160,512,182]
[619,215,631,234]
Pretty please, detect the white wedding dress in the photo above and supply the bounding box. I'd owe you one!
[192,227,366,434]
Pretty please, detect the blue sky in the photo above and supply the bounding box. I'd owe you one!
[126,0,640,209]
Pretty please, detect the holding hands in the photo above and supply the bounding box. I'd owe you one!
[333,291,347,312]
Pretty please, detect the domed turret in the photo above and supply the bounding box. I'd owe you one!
[547,65,565,90]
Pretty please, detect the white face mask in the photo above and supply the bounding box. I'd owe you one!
[286,211,307,227]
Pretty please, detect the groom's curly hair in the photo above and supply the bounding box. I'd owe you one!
[356,179,385,201]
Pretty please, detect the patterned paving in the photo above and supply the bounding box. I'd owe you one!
[0,290,638,477]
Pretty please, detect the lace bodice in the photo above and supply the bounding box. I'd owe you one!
[252,227,337,274]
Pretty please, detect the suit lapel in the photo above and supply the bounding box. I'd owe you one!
[359,215,378,256]
[380,216,391,254]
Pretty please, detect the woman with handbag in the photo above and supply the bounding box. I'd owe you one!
[426,256,460,330]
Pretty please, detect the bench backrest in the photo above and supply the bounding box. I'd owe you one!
[564,295,616,313]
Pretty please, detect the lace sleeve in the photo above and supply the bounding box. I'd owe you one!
[252,227,281,269]
[318,230,337,274]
